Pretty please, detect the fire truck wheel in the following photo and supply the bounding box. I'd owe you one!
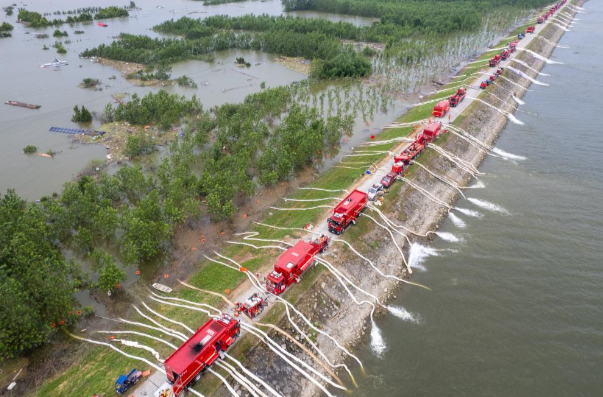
[194,373,202,383]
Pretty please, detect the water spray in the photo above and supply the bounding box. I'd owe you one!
[448,212,467,228]
[454,207,484,218]
[494,74,533,91]
[517,48,564,64]
[464,96,524,125]
[512,58,551,76]
[536,35,569,50]
[467,198,510,214]
[507,66,550,86]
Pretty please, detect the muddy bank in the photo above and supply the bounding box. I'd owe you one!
[215,5,581,397]
[90,57,177,87]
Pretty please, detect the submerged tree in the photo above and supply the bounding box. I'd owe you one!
[71,105,92,123]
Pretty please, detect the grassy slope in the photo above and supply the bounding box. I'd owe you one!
[30,17,538,397]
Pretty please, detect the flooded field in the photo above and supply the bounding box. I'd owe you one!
[0,0,382,199]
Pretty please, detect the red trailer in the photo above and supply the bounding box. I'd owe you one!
[236,293,266,319]
[164,315,240,396]
[449,87,466,107]
[328,190,368,234]
[265,237,329,294]
[432,100,450,118]
[527,26,536,34]
[394,140,425,164]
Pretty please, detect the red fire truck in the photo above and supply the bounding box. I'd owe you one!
[327,190,368,234]
[163,315,240,396]
[265,236,329,295]
[432,100,450,118]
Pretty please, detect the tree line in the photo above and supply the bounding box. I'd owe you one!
[0,82,352,357]
[282,0,554,35]
[17,5,130,28]
[81,16,375,79]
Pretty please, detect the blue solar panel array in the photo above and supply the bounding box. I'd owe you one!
[49,127,105,136]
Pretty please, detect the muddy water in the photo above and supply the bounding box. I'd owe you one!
[0,0,380,200]
[345,2,603,396]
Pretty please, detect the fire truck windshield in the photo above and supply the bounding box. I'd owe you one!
[328,218,341,226]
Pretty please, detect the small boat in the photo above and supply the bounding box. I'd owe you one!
[152,283,172,293]
[41,58,68,68]
[97,22,108,27]
[5,100,41,109]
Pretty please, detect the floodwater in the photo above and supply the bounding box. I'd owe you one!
[345,2,603,396]
[0,0,380,200]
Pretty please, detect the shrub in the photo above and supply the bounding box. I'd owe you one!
[53,41,67,54]
[95,6,129,19]
[124,134,155,157]
[311,48,371,79]
[177,75,197,88]
[362,46,377,57]
[23,145,37,154]
[81,78,101,88]
[0,22,14,31]
[72,105,92,123]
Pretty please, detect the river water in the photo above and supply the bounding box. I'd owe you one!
[0,0,382,200]
[346,2,603,396]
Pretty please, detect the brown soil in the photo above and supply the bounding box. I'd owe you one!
[273,56,311,75]
[91,57,176,87]
[72,121,178,163]
[161,167,318,287]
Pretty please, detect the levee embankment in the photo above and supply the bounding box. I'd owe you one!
[211,3,583,397]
